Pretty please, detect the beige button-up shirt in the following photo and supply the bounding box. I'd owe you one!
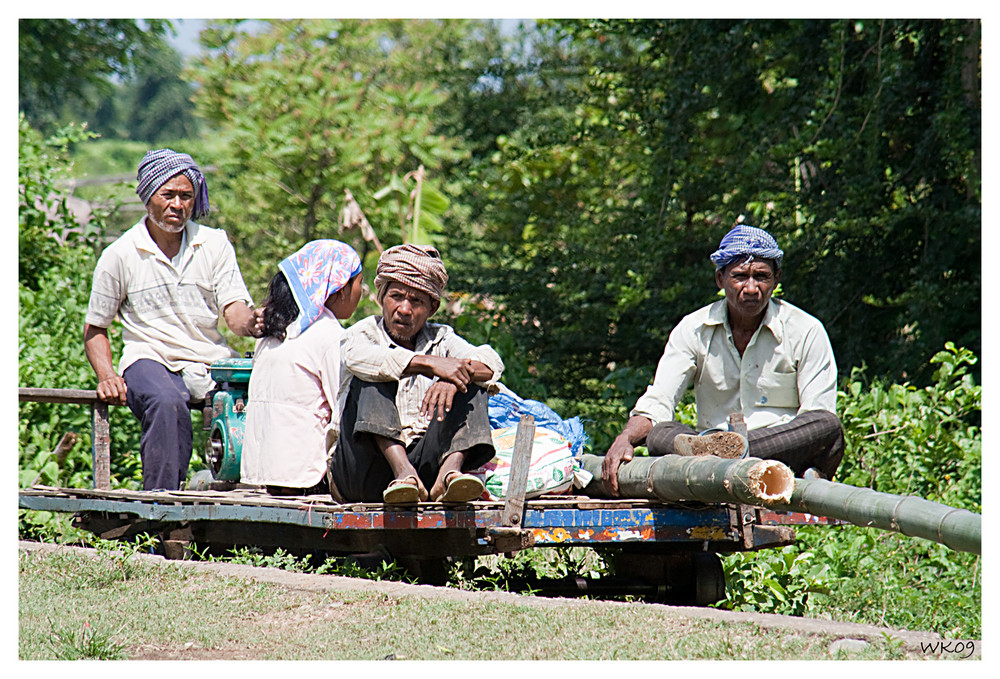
[343,315,504,447]
[631,298,837,431]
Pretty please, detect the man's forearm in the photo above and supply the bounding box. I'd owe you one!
[83,324,117,381]
[618,415,654,447]
[466,360,494,383]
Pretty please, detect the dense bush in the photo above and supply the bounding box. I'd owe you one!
[19,117,145,490]
[716,344,981,637]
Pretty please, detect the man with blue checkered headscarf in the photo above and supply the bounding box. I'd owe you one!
[84,149,262,490]
[601,223,845,496]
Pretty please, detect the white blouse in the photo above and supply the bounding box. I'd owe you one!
[241,308,351,488]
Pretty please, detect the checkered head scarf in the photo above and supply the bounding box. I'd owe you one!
[374,244,449,303]
[279,240,363,339]
[710,225,784,271]
[136,149,211,219]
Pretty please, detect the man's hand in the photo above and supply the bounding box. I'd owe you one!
[96,374,128,406]
[223,301,262,338]
[601,415,653,497]
[407,355,479,392]
[421,381,460,422]
[432,357,477,391]
[84,324,128,405]
[602,434,635,497]
[249,305,265,338]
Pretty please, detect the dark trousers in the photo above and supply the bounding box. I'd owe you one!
[646,410,846,480]
[330,378,495,502]
[123,359,194,491]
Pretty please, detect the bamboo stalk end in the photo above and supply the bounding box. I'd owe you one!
[745,459,795,504]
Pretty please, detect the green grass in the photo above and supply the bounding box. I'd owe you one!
[19,544,922,661]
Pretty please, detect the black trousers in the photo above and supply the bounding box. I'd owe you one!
[329,378,495,502]
[645,410,846,480]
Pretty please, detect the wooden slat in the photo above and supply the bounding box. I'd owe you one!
[501,414,535,527]
[19,387,100,404]
[91,402,111,490]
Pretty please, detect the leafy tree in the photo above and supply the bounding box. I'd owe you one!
[87,39,202,143]
[443,19,980,403]
[188,19,469,300]
[19,19,173,132]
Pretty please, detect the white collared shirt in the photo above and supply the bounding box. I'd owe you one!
[342,315,504,447]
[631,298,837,431]
[85,218,253,374]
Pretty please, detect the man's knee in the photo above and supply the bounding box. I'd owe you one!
[646,420,696,456]
[800,409,844,441]
[351,379,403,440]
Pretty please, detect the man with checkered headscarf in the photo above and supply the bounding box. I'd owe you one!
[329,244,505,505]
[601,223,845,496]
[84,149,262,491]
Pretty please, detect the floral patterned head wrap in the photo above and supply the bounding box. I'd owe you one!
[709,225,784,271]
[278,240,362,338]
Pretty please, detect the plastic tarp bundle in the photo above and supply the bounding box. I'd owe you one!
[487,384,589,456]
[482,384,592,499]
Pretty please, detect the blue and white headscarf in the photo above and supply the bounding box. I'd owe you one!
[279,240,363,338]
[136,149,211,219]
[710,225,784,271]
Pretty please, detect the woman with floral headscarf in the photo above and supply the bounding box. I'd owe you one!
[241,240,364,495]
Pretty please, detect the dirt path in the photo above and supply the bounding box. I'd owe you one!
[20,539,947,656]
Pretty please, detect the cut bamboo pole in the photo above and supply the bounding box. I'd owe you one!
[579,454,795,506]
[774,478,981,555]
[581,453,981,555]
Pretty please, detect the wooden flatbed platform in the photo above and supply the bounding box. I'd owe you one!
[19,484,832,557]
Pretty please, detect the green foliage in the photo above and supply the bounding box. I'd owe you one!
[445,19,980,399]
[315,557,414,583]
[88,39,202,143]
[794,527,980,638]
[18,116,101,290]
[716,345,980,636]
[187,544,415,582]
[718,546,830,616]
[837,342,981,508]
[188,19,467,299]
[19,19,173,132]
[217,546,314,573]
[17,19,980,641]
[18,117,145,491]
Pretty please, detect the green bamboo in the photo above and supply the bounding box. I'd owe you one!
[580,453,981,555]
[774,478,981,555]
[579,454,795,507]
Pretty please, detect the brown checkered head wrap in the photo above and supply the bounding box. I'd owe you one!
[374,244,449,303]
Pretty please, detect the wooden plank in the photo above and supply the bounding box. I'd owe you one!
[91,402,111,490]
[501,414,535,527]
[20,387,100,404]
[727,411,748,440]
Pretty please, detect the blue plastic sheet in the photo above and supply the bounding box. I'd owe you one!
[488,386,589,457]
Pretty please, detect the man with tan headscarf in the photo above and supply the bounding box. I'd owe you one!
[329,244,504,504]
